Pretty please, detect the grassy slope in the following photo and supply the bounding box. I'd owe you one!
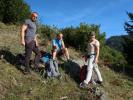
[0,23,133,100]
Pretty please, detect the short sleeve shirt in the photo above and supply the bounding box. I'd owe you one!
[24,19,37,42]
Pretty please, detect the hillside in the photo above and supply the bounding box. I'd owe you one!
[0,23,133,100]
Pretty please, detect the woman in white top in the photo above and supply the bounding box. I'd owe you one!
[80,31,103,88]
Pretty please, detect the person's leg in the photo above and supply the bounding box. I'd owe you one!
[93,63,103,82]
[62,48,69,60]
[32,41,40,70]
[25,41,34,72]
[52,51,57,60]
[84,56,95,84]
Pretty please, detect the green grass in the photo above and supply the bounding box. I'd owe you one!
[100,66,133,100]
[0,60,89,100]
[0,23,133,100]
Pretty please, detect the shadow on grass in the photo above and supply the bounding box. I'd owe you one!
[0,48,49,76]
[60,60,81,84]
[0,48,26,73]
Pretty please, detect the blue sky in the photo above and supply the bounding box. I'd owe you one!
[25,0,133,38]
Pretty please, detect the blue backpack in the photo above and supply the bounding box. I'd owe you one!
[41,52,60,77]
[41,53,51,64]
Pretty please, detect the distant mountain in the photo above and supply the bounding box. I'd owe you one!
[106,35,127,52]
[106,35,133,64]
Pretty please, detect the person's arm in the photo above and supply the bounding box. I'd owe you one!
[34,34,39,47]
[61,40,65,49]
[20,24,27,46]
[94,41,100,64]
[52,40,57,51]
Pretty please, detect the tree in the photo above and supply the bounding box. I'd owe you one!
[0,0,5,21]
[0,0,31,24]
[123,12,133,64]
[61,23,106,52]
[124,12,133,36]
[123,36,133,64]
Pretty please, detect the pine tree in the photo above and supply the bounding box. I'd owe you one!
[124,12,133,36]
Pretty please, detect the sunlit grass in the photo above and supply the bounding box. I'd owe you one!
[0,23,133,100]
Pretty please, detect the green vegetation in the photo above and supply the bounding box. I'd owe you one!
[39,23,127,69]
[0,1,132,99]
[0,24,133,100]
[125,12,133,36]
[0,0,31,24]
[107,12,133,66]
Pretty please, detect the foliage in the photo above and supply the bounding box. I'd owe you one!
[0,0,31,24]
[100,45,127,67]
[123,36,133,64]
[106,12,133,64]
[106,36,126,52]
[38,24,59,46]
[61,23,106,52]
[106,35,133,64]
[124,12,133,64]
[0,0,5,21]
[124,12,133,36]
[0,26,132,100]
[38,23,127,67]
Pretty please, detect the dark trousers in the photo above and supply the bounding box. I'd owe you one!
[25,40,40,71]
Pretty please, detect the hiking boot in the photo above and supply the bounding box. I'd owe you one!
[34,68,39,73]
[57,74,62,80]
[20,65,25,71]
[92,80,97,85]
[80,82,88,88]
[95,80,104,87]
[95,80,102,84]
[23,69,31,75]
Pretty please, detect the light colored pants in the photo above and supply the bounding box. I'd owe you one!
[84,55,103,84]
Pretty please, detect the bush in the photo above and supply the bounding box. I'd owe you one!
[100,45,127,67]
[38,24,59,46]
[39,23,127,68]
[61,23,105,52]
[0,0,31,24]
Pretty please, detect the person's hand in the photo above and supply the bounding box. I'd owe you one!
[53,45,57,49]
[94,58,98,64]
[35,42,39,47]
[82,55,87,62]
[21,40,25,46]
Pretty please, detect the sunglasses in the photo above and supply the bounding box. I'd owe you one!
[34,16,38,19]
[32,15,38,19]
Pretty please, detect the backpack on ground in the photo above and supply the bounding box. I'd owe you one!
[80,64,87,82]
[45,59,60,77]
[40,51,60,77]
